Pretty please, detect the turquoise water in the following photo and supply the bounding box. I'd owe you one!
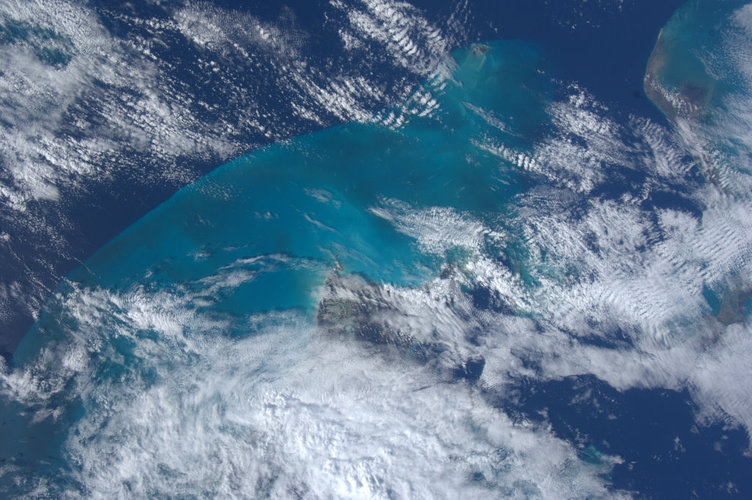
[647,0,750,117]
[0,19,74,68]
[16,40,551,361]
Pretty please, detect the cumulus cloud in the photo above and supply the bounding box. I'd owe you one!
[1,279,621,498]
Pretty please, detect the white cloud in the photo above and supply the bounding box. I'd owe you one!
[1,280,621,498]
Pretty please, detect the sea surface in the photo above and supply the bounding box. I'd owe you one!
[2,0,752,497]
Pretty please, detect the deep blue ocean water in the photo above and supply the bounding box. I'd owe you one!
[2,0,752,497]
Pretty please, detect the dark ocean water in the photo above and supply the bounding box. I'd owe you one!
[2,0,752,497]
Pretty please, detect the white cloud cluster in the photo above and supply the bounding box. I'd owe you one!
[1,278,620,498]
[354,55,752,446]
